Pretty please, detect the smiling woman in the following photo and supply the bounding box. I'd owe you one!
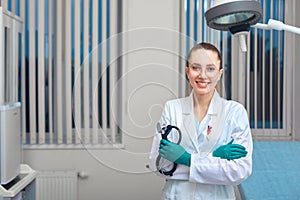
[185,43,223,103]
[149,42,253,200]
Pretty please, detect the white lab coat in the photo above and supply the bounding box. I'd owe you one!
[149,90,252,200]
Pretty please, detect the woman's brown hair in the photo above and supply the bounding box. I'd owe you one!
[187,42,222,69]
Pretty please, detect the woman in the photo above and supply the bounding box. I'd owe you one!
[149,42,252,199]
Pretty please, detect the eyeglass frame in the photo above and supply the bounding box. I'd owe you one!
[187,62,221,77]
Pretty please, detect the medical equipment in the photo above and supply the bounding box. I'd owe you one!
[0,103,21,184]
[205,0,300,52]
[155,123,182,176]
[205,0,262,52]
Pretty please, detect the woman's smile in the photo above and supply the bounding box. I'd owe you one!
[195,80,209,88]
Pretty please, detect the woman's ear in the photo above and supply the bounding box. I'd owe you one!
[218,68,224,80]
[185,66,189,78]
[219,68,224,75]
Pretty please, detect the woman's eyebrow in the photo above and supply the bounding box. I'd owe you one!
[190,63,201,66]
[206,64,216,67]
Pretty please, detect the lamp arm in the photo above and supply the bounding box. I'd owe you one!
[252,19,300,35]
[252,23,270,30]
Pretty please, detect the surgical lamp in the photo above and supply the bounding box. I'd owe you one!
[205,0,300,52]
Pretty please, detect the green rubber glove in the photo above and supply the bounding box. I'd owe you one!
[159,139,191,167]
[213,139,247,160]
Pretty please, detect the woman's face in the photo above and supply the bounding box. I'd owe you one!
[186,49,223,96]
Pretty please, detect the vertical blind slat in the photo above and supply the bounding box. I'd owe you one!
[189,0,194,45]
[254,28,258,130]
[48,0,54,144]
[38,0,46,144]
[277,1,282,135]
[83,0,90,143]
[65,0,72,144]
[29,1,36,144]
[20,0,25,17]
[282,1,288,136]
[92,0,99,144]
[230,38,236,100]
[179,0,186,97]
[277,2,284,132]
[270,0,273,131]
[55,0,63,144]
[73,0,81,144]
[221,32,227,97]
[277,31,281,133]
[197,0,202,43]
[262,0,266,133]
[11,0,16,14]
[101,0,108,144]
[20,1,26,144]
[109,0,117,143]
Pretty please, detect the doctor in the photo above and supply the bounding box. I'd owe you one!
[149,42,252,199]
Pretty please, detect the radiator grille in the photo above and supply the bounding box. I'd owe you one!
[36,170,78,200]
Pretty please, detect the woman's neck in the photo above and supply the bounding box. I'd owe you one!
[193,91,214,122]
[193,91,214,107]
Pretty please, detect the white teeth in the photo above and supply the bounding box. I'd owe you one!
[196,81,208,86]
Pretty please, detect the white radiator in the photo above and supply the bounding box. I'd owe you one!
[36,170,78,200]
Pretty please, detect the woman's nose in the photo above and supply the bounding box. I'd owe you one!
[198,69,207,78]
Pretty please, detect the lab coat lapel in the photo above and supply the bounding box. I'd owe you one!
[180,93,199,153]
[199,91,226,157]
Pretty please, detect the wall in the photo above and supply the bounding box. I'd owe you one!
[23,1,182,200]
[294,1,300,141]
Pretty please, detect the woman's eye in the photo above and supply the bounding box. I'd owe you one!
[207,67,216,71]
[192,66,200,70]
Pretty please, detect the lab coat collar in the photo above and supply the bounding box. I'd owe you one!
[181,90,221,116]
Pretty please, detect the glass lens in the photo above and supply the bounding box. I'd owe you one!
[214,13,255,25]
[190,65,218,77]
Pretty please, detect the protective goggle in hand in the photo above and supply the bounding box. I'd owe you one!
[156,122,182,176]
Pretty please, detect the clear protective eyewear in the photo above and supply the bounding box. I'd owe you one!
[189,63,220,77]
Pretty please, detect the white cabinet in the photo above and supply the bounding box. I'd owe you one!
[0,103,21,184]
[0,164,37,200]
[0,7,35,200]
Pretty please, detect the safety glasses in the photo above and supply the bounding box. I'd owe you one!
[189,63,220,78]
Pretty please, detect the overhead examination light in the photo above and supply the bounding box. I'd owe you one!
[205,0,300,52]
[205,0,262,32]
[205,0,262,52]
